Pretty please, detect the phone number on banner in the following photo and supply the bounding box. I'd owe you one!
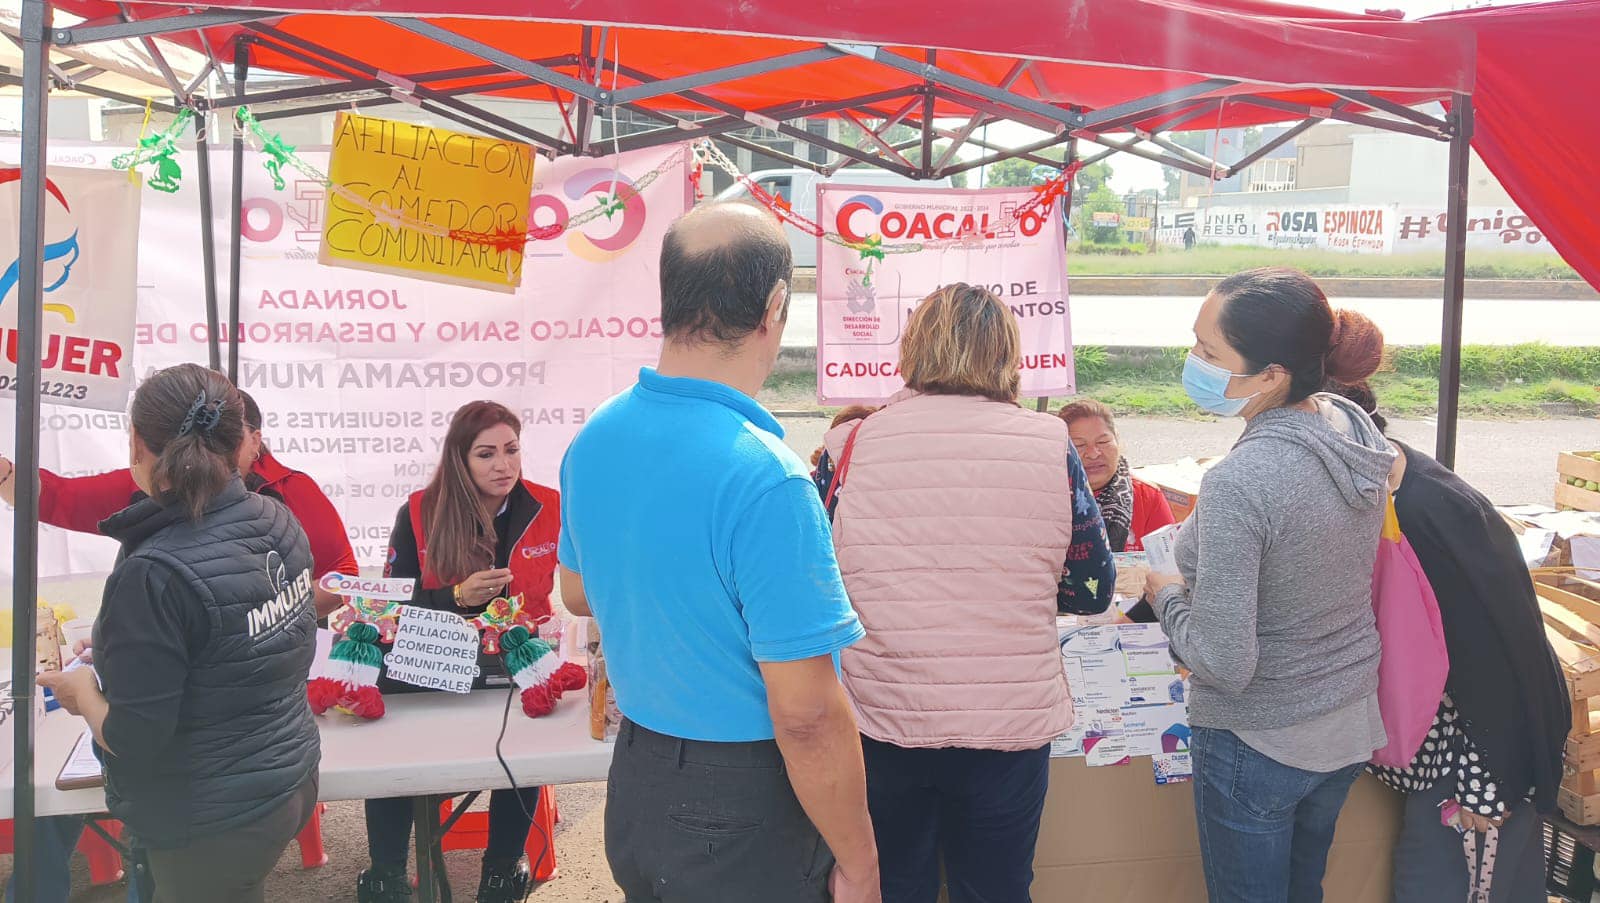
[0,375,90,401]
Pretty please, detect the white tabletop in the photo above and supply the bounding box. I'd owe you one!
[0,690,615,819]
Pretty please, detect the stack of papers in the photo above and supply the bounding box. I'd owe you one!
[56,728,102,789]
[1053,619,1192,785]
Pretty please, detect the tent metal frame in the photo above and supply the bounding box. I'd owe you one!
[8,2,1474,899]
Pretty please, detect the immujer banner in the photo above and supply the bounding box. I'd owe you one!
[0,165,140,413]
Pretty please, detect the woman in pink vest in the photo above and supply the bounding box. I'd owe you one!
[814,283,1115,903]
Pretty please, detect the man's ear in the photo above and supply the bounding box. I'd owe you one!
[765,279,789,329]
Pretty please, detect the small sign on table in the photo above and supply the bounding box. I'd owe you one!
[384,606,481,694]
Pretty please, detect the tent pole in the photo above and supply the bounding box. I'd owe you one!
[575,25,594,152]
[195,107,222,371]
[1435,93,1472,469]
[227,39,250,383]
[919,52,935,178]
[11,5,52,902]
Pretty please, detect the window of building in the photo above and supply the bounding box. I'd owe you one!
[1247,157,1297,192]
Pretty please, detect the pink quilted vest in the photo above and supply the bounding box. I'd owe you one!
[823,390,1076,750]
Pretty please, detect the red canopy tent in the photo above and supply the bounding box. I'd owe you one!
[0,1,1505,898]
[1427,0,1600,302]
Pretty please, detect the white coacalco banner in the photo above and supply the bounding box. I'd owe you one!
[1,141,691,579]
[0,165,141,412]
[815,184,1073,404]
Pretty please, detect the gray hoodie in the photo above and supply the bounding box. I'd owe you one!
[1154,394,1394,732]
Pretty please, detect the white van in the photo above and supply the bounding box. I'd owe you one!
[714,167,954,268]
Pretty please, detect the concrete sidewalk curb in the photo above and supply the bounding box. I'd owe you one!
[788,270,1597,300]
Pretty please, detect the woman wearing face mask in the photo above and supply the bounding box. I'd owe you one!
[1144,268,1393,903]
[357,401,561,903]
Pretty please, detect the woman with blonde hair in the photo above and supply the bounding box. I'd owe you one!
[813,283,1113,902]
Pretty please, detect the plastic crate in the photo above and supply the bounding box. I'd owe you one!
[1546,820,1598,901]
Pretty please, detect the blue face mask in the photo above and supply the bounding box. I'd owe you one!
[1182,352,1257,417]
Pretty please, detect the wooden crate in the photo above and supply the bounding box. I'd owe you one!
[1537,576,1600,824]
[1557,452,1600,512]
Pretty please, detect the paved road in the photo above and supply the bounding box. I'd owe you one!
[784,292,1600,348]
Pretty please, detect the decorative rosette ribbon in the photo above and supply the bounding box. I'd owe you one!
[307,622,387,719]
[500,625,588,718]
[468,593,540,655]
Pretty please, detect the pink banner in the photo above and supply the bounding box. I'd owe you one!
[815,183,1073,405]
[1,141,692,578]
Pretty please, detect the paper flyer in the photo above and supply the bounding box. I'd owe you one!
[1154,752,1194,785]
[1118,623,1178,676]
[1053,616,1193,783]
[1051,719,1087,758]
[1081,707,1131,766]
[1126,673,1185,707]
[1122,704,1191,757]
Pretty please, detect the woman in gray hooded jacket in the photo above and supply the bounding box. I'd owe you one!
[1146,268,1394,903]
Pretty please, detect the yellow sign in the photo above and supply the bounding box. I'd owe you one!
[320,112,536,292]
[1123,216,1153,231]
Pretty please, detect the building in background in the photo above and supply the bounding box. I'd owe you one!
[1177,119,1514,209]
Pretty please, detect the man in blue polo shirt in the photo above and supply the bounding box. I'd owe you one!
[558,202,880,903]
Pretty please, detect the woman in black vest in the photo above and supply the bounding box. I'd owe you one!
[38,363,321,903]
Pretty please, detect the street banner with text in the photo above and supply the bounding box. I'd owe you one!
[816,183,1073,404]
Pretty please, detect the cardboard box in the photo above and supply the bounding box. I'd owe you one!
[1132,458,1219,522]
[1022,759,1399,901]
[1534,576,1600,824]
[1500,506,1600,571]
[1557,452,1600,512]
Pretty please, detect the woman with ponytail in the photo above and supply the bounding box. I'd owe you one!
[1144,268,1395,903]
[358,401,561,903]
[36,363,320,903]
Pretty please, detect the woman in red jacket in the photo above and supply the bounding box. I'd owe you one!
[359,400,559,903]
[1058,399,1176,552]
[0,391,357,616]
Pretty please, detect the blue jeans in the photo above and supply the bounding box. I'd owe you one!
[1,815,152,903]
[5,815,83,903]
[861,736,1051,903]
[1190,727,1364,903]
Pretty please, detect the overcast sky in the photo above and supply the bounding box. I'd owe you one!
[979,0,1489,193]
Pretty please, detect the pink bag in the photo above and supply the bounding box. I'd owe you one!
[1369,494,1451,769]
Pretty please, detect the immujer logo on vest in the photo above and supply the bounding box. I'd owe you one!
[248,550,314,639]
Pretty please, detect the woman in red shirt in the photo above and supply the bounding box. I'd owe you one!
[0,391,357,615]
[1058,399,1176,552]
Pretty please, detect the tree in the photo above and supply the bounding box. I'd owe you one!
[1076,161,1114,194]
[1073,186,1124,244]
[985,157,1039,188]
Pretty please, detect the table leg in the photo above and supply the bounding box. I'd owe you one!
[413,795,451,903]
